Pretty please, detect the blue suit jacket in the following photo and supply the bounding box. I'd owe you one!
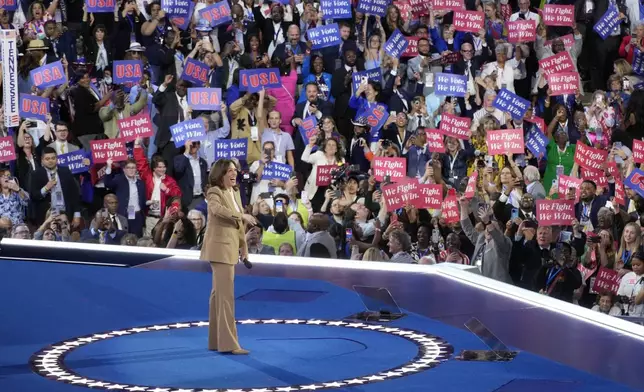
[103,171,147,217]
[173,154,208,209]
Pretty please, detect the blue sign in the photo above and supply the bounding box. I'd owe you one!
[162,0,194,30]
[320,0,352,20]
[239,68,282,93]
[593,6,621,40]
[298,116,319,145]
[633,48,644,76]
[57,150,90,174]
[351,68,383,95]
[199,2,232,28]
[113,60,144,84]
[435,73,467,97]
[85,0,116,13]
[356,0,388,17]
[384,29,408,59]
[493,88,530,119]
[625,168,644,198]
[187,88,222,110]
[0,0,18,11]
[308,23,342,50]
[526,128,548,158]
[30,61,67,89]
[263,161,293,181]
[181,58,209,87]
[19,94,49,121]
[356,102,389,137]
[214,138,248,160]
[170,119,207,147]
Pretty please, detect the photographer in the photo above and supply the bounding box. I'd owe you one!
[80,209,127,245]
[534,242,583,303]
[248,141,285,204]
[617,251,644,317]
[34,211,71,241]
[302,137,345,212]
[347,119,376,173]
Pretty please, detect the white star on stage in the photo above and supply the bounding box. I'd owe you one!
[399,367,418,373]
[322,381,345,387]
[224,389,245,392]
[78,337,98,342]
[380,371,402,377]
[199,389,219,392]
[148,325,170,331]
[147,388,170,392]
[129,328,150,333]
[393,331,413,336]
[343,379,365,384]
[409,363,430,369]
[262,319,282,324]
[106,384,128,390]
[284,319,305,324]
[364,375,385,381]
[239,319,259,324]
[58,376,79,381]
[275,387,298,391]
[346,323,366,328]
[416,337,435,343]
[363,325,383,330]
[64,341,84,347]
[408,334,426,339]
[126,387,148,391]
[169,323,191,328]
[70,378,91,384]
[111,331,131,336]
[299,384,323,390]
[250,388,272,392]
[192,321,209,327]
[171,389,193,392]
[380,328,400,333]
[93,334,113,339]
[88,381,108,387]
[46,371,67,377]
[326,321,346,326]
[305,320,326,325]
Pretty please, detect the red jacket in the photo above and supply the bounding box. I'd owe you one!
[618,35,642,64]
[133,146,181,215]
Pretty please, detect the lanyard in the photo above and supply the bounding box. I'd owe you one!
[273,25,282,45]
[273,132,283,154]
[449,151,459,173]
[546,266,561,288]
[623,250,632,265]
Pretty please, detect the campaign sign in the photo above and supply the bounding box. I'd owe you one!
[442,196,460,224]
[633,139,644,163]
[170,119,207,147]
[594,6,621,40]
[308,23,342,50]
[525,115,546,134]
[199,2,232,28]
[239,68,282,93]
[493,88,530,119]
[2,30,19,127]
[395,0,411,20]
[592,267,621,295]
[90,139,127,163]
[117,111,154,142]
[538,51,575,77]
[384,29,409,58]
[86,0,115,13]
[187,88,222,110]
[316,165,336,186]
[581,167,607,189]
[425,129,445,153]
[408,0,429,15]
[383,180,420,211]
[558,174,582,202]
[439,114,471,140]
[0,0,18,11]
[373,157,407,182]
[625,168,644,198]
[634,48,644,77]
[263,161,293,182]
[615,179,626,206]
[432,0,464,11]
[351,68,383,94]
[435,73,467,97]
[545,34,575,50]
[548,72,579,96]
[414,184,443,209]
[574,142,607,172]
[30,61,67,89]
[162,0,193,30]
[507,20,536,43]
[214,139,248,161]
[0,136,16,162]
[298,116,319,145]
[19,93,49,121]
[542,5,575,27]
[607,161,621,181]
[113,60,143,84]
[181,58,209,87]
[526,127,548,158]
[402,36,419,58]
[320,0,352,20]
[453,11,485,33]
[486,129,524,155]
[364,103,389,134]
[356,0,388,17]
[58,150,90,174]
[536,199,575,226]
[464,171,478,198]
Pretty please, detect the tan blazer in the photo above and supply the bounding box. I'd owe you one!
[200,186,248,264]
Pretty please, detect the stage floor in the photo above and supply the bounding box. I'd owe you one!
[0,260,636,392]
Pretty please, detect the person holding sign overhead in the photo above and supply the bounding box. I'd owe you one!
[302,136,345,213]
[153,75,191,175]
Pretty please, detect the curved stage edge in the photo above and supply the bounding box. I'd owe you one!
[1,238,642,391]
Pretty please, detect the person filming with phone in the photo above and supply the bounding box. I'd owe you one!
[0,169,30,226]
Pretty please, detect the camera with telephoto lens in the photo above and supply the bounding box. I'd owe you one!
[240,170,258,184]
[330,164,366,187]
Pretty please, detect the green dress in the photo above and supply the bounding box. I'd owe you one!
[543,139,576,194]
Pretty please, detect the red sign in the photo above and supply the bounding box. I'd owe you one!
[592,267,621,295]
[439,114,471,140]
[548,72,579,96]
[90,139,128,164]
[0,136,16,162]
[432,0,465,11]
[485,129,524,155]
[574,143,607,172]
[538,51,575,77]
[633,139,644,163]
[536,199,575,226]
[409,0,429,15]
[414,184,443,209]
[425,129,445,153]
[117,112,154,142]
[402,36,419,58]
[545,34,575,49]
[464,171,478,198]
[581,167,607,189]
[525,115,545,133]
[542,5,575,27]
[607,161,621,181]
[557,174,582,202]
[383,179,420,211]
[453,11,485,33]
[441,196,460,224]
[373,157,407,182]
[315,165,336,186]
[615,179,626,206]
[507,20,536,43]
[394,0,412,20]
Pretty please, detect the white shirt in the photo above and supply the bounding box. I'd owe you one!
[186,153,203,196]
[268,21,285,58]
[228,188,242,213]
[618,271,644,316]
[109,213,123,230]
[509,10,540,23]
[55,140,70,155]
[480,61,516,93]
[44,168,64,209]
[176,92,190,122]
[151,175,163,214]
[302,101,323,120]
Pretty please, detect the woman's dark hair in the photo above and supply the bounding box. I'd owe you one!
[273,212,289,234]
[307,213,330,233]
[321,138,343,162]
[145,0,160,16]
[18,51,42,78]
[390,229,412,252]
[208,158,237,189]
[309,54,325,75]
[93,23,107,37]
[163,217,197,246]
[625,89,644,128]
[150,154,166,170]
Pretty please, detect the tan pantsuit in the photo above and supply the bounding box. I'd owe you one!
[200,186,248,352]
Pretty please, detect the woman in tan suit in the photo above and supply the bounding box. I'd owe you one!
[200,159,249,355]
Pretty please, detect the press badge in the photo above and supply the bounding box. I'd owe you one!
[425,72,434,87]
[128,206,136,220]
[556,165,564,176]
[250,126,259,141]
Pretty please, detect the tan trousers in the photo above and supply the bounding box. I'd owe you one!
[208,262,240,352]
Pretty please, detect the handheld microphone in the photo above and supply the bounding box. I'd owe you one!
[242,258,253,269]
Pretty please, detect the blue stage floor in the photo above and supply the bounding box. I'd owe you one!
[0,260,636,392]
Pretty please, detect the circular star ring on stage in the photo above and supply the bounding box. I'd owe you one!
[30,319,454,392]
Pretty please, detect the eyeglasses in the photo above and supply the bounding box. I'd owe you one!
[461,49,474,53]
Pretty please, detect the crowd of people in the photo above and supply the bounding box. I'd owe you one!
[1,0,644,320]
